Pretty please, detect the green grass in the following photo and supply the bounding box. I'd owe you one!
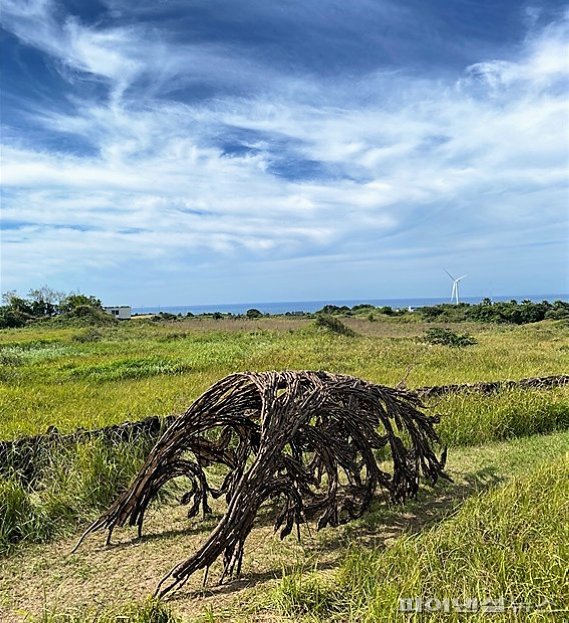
[64,357,192,382]
[433,386,569,446]
[2,431,568,621]
[266,452,569,622]
[1,381,565,555]
[0,318,567,439]
[0,438,149,555]
[0,317,567,621]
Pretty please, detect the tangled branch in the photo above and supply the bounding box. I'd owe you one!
[74,370,448,597]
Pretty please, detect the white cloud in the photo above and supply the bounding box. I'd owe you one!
[1,4,568,300]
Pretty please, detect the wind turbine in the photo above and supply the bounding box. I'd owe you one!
[445,270,467,304]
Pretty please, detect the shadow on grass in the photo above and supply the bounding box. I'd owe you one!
[331,466,503,550]
[122,466,505,600]
[168,561,338,603]
[102,513,225,551]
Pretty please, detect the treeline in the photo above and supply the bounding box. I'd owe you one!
[2,286,567,330]
[317,299,569,324]
[0,286,112,329]
[418,299,569,323]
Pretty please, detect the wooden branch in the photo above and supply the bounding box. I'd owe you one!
[73,370,449,598]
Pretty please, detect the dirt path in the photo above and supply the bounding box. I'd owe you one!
[2,433,566,622]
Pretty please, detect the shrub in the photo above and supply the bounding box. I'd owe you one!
[423,327,476,347]
[58,294,102,315]
[313,314,356,336]
[316,304,351,315]
[0,348,24,367]
[151,312,178,321]
[56,305,115,326]
[246,308,263,318]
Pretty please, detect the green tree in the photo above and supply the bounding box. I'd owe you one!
[246,308,262,319]
[59,293,103,315]
[28,285,63,317]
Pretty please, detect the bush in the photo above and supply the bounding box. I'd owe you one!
[151,312,178,321]
[57,305,116,326]
[58,294,102,315]
[419,299,569,324]
[246,308,263,318]
[423,327,476,347]
[72,328,103,342]
[313,314,356,336]
[0,306,33,328]
[316,304,351,315]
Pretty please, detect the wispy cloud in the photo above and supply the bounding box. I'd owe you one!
[1,1,567,302]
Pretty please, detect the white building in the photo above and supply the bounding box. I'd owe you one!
[104,306,132,320]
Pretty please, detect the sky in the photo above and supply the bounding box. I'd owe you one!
[1,0,568,306]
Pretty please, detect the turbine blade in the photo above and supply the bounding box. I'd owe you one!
[444,269,455,280]
[457,274,467,281]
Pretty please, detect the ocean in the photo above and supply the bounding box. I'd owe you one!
[132,294,568,316]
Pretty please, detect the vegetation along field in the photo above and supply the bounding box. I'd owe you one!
[0,304,568,622]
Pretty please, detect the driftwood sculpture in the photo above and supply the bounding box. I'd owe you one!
[74,370,448,598]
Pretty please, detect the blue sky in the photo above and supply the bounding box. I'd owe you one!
[1,0,568,306]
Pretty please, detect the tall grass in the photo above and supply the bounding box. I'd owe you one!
[433,386,569,447]
[0,438,148,554]
[271,454,569,622]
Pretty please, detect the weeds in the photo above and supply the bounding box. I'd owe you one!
[65,357,192,382]
[72,328,102,343]
[0,478,47,548]
[0,347,24,366]
[0,318,566,621]
[270,568,340,617]
[0,318,566,439]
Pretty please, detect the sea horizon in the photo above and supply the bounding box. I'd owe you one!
[131,293,569,316]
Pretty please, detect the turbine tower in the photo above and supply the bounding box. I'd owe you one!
[445,270,467,304]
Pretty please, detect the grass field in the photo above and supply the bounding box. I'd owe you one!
[1,316,567,439]
[0,316,568,622]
